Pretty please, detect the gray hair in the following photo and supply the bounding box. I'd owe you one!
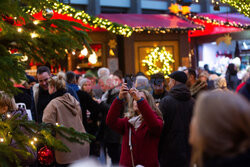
[79,78,91,90]
[97,67,110,78]
[135,76,150,90]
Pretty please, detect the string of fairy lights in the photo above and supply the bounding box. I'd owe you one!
[132,26,202,34]
[142,47,175,78]
[0,118,60,147]
[184,13,250,29]
[24,0,133,37]
[220,0,250,17]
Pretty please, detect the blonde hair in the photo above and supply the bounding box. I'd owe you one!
[125,89,163,119]
[0,91,17,112]
[57,71,66,80]
[191,91,250,167]
[213,77,227,90]
[48,75,66,91]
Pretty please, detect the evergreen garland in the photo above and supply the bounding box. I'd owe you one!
[221,0,250,17]
[0,112,95,166]
[0,0,91,95]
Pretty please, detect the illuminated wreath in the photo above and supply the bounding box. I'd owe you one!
[142,46,175,78]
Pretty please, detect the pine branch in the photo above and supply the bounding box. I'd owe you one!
[0,116,95,166]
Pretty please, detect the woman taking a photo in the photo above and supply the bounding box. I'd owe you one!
[189,91,250,167]
[42,76,89,167]
[106,83,163,167]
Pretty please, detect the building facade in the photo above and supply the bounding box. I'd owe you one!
[59,0,234,15]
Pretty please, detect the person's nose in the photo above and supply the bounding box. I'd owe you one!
[42,81,47,86]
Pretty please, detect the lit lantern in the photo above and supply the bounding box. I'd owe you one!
[88,52,97,64]
[80,46,88,56]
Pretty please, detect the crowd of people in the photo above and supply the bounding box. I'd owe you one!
[0,63,250,167]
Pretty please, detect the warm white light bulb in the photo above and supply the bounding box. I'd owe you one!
[17,27,23,33]
[0,138,4,142]
[33,20,39,25]
[88,52,97,64]
[31,33,38,38]
[34,137,38,142]
[81,47,88,56]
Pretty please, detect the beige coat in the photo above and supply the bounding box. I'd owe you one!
[43,93,89,164]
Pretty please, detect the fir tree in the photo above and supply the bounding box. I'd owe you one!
[0,0,90,95]
[0,112,95,166]
[0,1,96,166]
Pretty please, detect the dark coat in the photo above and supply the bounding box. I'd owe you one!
[204,149,250,167]
[98,88,121,143]
[77,90,101,134]
[239,78,250,101]
[159,83,195,167]
[226,74,239,91]
[66,84,79,101]
[14,87,32,109]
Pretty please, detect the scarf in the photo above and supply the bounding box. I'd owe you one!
[128,115,143,131]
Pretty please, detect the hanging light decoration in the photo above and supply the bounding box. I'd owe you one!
[21,55,28,62]
[80,46,88,56]
[88,52,97,64]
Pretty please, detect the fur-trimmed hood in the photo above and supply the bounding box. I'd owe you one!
[190,80,208,98]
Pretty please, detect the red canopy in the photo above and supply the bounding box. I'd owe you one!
[198,13,250,26]
[98,14,200,29]
[188,13,249,37]
[32,11,107,32]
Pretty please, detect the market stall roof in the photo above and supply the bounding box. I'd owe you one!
[198,13,250,26]
[32,11,107,32]
[188,13,250,37]
[98,14,201,33]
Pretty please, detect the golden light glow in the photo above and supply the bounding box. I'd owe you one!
[182,6,191,15]
[169,3,180,14]
[31,33,38,38]
[80,46,88,56]
[17,27,23,32]
[33,20,39,25]
[142,47,175,78]
[88,52,97,64]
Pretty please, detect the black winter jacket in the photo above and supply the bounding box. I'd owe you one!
[77,90,101,134]
[98,88,121,143]
[204,149,250,167]
[159,83,195,167]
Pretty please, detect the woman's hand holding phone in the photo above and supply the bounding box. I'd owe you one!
[119,83,129,100]
[129,88,141,101]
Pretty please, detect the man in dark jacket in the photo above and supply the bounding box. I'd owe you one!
[159,71,195,167]
[32,66,52,123]
[97,75,122,165]
[150,73,168,105]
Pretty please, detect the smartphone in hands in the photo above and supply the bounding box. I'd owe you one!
[124,75,133,90]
